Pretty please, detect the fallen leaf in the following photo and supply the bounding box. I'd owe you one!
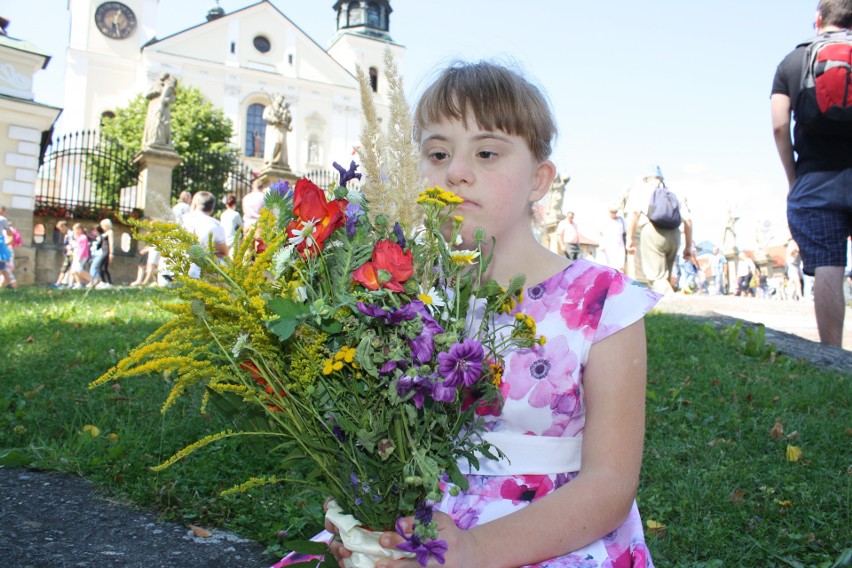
[729,488,745,504]
[26,335,34,343]
[189,525,212,538]
[770,419,784,440]
[845,427,852,437]
[646,519,666,536]
[786,445,803,462]
[776,500,792,507]
[786,431,799,441]
[770,395,780,404]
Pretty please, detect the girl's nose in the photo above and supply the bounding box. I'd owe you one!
[446,156,473,187]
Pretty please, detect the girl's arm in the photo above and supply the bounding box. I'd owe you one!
[378,320,649,568]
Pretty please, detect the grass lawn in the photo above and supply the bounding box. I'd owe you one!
[1,287,849,566]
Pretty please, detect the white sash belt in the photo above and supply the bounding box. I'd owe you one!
[458,432,583,476]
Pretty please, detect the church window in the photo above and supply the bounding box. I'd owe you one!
[245,103,266,157]
[100,111,115,128]
[253,35,271,53]
[369,67,378,92]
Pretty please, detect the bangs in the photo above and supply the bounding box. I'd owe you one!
[414,61,556,162]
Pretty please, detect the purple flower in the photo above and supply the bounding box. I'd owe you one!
[345,202,363,236]
[393,222,407,249]
[333,160,362,187]
[395,519,447,566]
[269,179,292,197]
[414,502,434,525]
[409,301,444,364]
[356,302,418,325]
[430,380,456,403]
[437,339,484,388]
[397,374,434,409]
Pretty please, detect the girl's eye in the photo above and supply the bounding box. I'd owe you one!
[429,151,449,161]
[477,151,496,159]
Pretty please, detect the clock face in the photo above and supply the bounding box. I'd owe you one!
[95,2,137,40]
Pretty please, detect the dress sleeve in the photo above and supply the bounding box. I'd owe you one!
[593,271,661,343]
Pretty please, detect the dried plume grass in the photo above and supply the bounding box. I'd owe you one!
[356,48,425,229]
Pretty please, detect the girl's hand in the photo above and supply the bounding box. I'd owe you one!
[375,512,482,568]
[322,499,352,567]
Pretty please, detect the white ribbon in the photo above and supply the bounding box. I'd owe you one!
[324,501,415,568]
[458,432,583,475]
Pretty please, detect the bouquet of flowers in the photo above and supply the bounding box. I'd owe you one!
[90,52,539,567]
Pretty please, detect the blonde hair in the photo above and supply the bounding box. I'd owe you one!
[100,219,113,230]
[414,60,557,162]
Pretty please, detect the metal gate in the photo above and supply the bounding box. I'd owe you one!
[35,130,141,220]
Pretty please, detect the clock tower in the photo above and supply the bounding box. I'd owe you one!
[63,0,158,132]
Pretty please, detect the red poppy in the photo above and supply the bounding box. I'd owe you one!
[286,178,347,256]
[352,239,413,293]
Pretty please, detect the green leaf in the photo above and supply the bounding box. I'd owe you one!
[0,449,33,467]
[266,298,311,340]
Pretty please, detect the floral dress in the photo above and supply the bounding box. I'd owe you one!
[274,260,659,568]
[442,260,660,567]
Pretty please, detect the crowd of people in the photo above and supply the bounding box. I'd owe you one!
[50,187,251,289]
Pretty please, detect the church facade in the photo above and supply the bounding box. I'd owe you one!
[63,0,404,174]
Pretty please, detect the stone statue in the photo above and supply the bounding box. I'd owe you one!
[722,207,738,253]
[262,93,292,169]
[143,73,177,148]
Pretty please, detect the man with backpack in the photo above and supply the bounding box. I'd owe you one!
[625,169,693,294]
[771,0,852,346]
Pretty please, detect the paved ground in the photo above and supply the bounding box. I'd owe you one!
[654,292,852,351]
[1,292,849,568]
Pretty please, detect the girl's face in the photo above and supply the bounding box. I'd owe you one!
[418,117,553,249]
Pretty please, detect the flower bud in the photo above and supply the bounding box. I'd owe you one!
[188,244,207,263]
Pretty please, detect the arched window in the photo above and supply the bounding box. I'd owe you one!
[100,111,115,128]
[366,2,382,28]
[369,67,378,92]
[245,103,266,157]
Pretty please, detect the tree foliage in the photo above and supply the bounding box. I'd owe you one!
[92,83,240,202]
[102,83,235,157]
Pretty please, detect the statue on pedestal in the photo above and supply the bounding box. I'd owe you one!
[722,207,738,254]
[262,93,292,169]
[143,73,177,148]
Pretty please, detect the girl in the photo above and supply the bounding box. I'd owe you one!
[289,61,660,568]
[70,223,91,288]
[220,193,243,256]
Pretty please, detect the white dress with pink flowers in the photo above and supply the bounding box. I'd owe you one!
[442,260,660,567]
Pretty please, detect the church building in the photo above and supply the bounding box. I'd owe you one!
[63,0,403,173]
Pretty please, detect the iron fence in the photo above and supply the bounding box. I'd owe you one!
[173,151,256,205]
[35,130,142,220]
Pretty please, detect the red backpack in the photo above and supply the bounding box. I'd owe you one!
[795,31,852,135]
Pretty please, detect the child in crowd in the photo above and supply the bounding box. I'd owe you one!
[276,60,660,568]
[70,222,91,288]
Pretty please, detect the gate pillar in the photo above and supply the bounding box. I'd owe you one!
[133,146,181,221]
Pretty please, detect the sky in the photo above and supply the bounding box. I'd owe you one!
[2,0,820,250]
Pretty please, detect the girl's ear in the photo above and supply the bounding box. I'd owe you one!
[530,160,557,203]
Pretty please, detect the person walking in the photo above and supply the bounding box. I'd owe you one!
[771,0,852,345]
[710,247,728,295]
[219,193,243,256]
[556,211,581,261]
[70,223,91,288]
[625,170,694,294]
[0,206,17,290]
[172,191,191,222]
[599,206,626,272]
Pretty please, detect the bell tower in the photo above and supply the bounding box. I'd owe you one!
[332,0,393,42]
[328,1,402,102]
